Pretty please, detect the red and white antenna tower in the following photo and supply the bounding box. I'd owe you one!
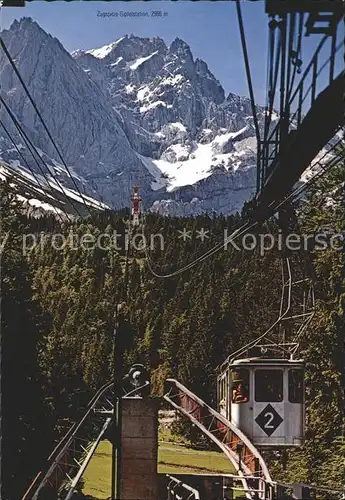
[131,185,142,226]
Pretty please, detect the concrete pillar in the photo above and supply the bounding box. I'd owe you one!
[120,397,158,500]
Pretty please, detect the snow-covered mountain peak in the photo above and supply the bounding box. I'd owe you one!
[0,20,261,216]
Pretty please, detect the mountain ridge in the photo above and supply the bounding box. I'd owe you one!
[0,17,267,216]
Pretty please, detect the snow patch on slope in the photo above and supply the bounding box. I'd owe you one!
[137,86,151,102]
[86,37,125,59]
[130,51,158,70]
[213,125,248,145]
[140,143,221,192]
[140,134,257,193]
[160,74,184,86]
[140,101,173,113]
[110,57,124,67]
[169,122,186,132]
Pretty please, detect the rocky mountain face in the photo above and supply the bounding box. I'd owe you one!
[0,18,269,216]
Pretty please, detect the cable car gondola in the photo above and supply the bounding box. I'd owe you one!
[217,356,305,448]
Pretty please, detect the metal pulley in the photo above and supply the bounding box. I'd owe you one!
[123,363,150,390]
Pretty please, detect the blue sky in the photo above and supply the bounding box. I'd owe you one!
[1,1,269,103]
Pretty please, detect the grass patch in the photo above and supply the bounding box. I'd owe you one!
[158,442,235,475]
[82,441,111,499]
[82,438,235,498]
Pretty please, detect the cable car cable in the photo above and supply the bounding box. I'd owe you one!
[142,144,342,281]
[287,138,344,202]
[235,0,261,144]
[135,4,343,281]
[263,23,273,145]
[266,27,281,135]
[142,217,257,279]
[223,145,344,363]
[286,13,304,102]
[207,146,343,367]
[285,14,296,105]
[256,142,344,357]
